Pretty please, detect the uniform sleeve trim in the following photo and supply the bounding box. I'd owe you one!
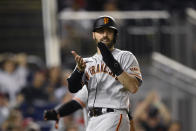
[133,73,142,80]
[128,73,143,86]
[73,97,86,108]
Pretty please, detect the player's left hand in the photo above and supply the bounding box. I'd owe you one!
[97,42,123,76]
[44,109,60,129]
[44,109,58,121]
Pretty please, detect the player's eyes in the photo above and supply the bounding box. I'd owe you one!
[107,29,114,33]
[96,28,114,34]
[96,29,104,33]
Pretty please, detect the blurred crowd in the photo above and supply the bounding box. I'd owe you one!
[133,91,181,131]
[0,53,182,131]
[0,53,83,131]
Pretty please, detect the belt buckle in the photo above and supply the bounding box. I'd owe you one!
[102,108,107,114]
[90,108,110,117]
[91,108,95,116]
[90,108,97,117]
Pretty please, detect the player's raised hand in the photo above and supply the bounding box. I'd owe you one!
[71,51,86,72]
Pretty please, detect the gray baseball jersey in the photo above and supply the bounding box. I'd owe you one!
[73,85,88,108]
[82,48,142,110]
[73,86,89,128]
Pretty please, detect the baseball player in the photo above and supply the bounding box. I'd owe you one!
[67,15,142,131]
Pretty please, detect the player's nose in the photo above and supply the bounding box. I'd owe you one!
[103,30,108,37]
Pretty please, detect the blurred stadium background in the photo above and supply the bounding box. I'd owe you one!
[0,0,196,131]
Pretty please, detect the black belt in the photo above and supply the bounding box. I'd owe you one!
[89,107,114,117]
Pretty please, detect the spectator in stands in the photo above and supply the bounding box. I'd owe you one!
[45,66,62,102]
[19,70,48,105]
[134,91,171,131]
[1,108,24,131]
[0,53,28,106]
[18,70,49,120]
[0,92,10,126]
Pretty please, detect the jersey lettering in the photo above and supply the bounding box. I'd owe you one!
[89,66,96,75]
[86,63,116,79]
[101,64,104,72]
[96,64,100,73]
[85,72,90,81]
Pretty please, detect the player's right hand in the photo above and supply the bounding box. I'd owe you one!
[71,51,86,72]
[44,109,59,121]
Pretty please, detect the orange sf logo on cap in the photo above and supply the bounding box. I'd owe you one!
[104,17,109,24]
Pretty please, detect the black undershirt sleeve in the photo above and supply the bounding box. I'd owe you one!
[56,100,82,117]
[97,42,123,76]
[67,68,84,93]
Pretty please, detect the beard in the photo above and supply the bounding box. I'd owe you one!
[96,37,114,49]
